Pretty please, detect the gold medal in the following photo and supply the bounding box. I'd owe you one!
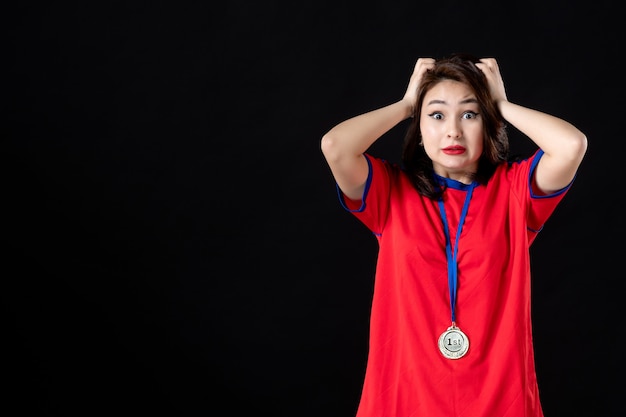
[436,181,476,360]
[438,324,469,359]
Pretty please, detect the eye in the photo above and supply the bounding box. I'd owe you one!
[427,112,444,120]
[462,111,479,120]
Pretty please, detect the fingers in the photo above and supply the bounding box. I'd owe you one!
[415,57,435,72]
[404,58,435,111]
[411,58,435,84]
[477,58,498,73]
[416,57,436,66]
[408,57,435,87]
[476,58,507,102]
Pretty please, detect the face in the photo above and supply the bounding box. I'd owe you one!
[419,79,484,183]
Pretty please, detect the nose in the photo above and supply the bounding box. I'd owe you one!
[447,120,462,139]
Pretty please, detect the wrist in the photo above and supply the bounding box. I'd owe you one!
[399,98,415,119]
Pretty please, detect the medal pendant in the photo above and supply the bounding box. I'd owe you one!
[438,324,469,359]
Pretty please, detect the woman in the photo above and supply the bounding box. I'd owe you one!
[320,54,587,416]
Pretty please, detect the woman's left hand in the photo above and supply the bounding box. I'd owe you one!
[476,58,508,104]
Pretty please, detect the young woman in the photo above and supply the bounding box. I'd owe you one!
[320,53,587,416]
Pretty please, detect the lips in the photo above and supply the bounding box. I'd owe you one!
[442,145,465,155]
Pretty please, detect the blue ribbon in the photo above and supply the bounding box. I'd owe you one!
[437,181,476,324]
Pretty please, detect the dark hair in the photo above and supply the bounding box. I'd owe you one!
[401,53,509,199]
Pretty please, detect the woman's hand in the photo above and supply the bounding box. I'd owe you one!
[476,58,508,104]
[402,58,435,115]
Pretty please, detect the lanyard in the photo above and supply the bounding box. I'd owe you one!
[437,181,476,324]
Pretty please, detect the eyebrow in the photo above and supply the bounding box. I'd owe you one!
[426,98,479,105]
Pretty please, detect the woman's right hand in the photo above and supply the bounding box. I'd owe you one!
[402,58,435,116]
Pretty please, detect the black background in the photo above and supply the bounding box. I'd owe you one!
[7,1,623,416]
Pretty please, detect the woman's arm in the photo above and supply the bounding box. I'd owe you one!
[477,58,588,194]
[320,58,434,200]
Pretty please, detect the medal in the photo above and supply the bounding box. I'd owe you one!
[436,180,477,360]
[438,323,469,359]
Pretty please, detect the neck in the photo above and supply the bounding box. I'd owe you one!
[435,170,476,185]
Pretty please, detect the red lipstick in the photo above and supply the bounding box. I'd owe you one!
[442,145,466,155]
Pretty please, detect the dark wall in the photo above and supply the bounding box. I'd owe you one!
[7,1,621,416]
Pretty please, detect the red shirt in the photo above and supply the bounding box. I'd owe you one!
[339,150,570,417]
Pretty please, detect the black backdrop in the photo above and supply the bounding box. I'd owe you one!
[7,1,623,416]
